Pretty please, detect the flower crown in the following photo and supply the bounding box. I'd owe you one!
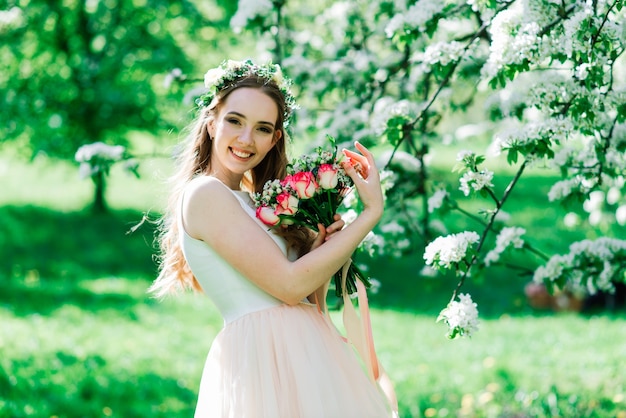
[196,59,298,129]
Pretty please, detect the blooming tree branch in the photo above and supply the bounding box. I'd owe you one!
[210,0,626,338]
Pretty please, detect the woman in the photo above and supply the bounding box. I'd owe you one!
[150,59,395,417]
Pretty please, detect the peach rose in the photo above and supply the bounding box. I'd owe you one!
[317,164,339,190]
[291,171,318,199]
[256,206,280,226]
[275,191,299,215]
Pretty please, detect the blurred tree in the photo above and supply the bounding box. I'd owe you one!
[0,0,220,159]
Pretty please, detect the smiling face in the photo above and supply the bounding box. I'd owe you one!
[207,87,282,189]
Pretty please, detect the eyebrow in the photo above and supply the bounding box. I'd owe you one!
[226,111,275,128]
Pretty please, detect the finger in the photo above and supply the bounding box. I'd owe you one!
[325,221,345,241]
[310,224,327,249]
[341,160,363,183]
[343,146,372,179]
[342,152,368,178]
[342,149,368,169]
[326,219,345,235]
[354,141,378,169]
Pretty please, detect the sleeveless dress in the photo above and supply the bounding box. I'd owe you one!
[180,185,393,418]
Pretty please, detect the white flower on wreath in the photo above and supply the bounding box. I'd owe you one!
[204,68,226,88]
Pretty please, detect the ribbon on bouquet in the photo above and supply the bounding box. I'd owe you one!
[315,260,399,416]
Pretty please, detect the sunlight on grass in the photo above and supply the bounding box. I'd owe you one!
[3,289,625,417]
[369,310,626,417]
[0,134,174,213]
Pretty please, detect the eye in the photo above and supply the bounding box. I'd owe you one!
[258,126,273,134]
[226,117,241,125]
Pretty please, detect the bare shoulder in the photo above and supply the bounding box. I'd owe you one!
[186,176,230,200]
[182,177,242,239]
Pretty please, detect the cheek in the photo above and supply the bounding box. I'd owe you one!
[260,136,277,155]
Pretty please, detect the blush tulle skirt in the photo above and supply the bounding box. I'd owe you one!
[194,303,392,418]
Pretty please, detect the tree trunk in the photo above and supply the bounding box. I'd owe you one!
[92,171,107,213]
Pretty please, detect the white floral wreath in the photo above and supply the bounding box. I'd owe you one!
[197,59,298,129]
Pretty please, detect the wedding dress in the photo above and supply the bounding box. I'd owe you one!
[180,185,393,418]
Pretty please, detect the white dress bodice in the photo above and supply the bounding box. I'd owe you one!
[180,188,293,324]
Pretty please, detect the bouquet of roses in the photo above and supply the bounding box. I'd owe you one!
[252,136,371,297]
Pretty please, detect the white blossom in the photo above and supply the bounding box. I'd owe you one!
[385,0,444,38]
[371,97,420,136]
[163,68,183,89]
[563,212,580,228]
[341,208,358,225]
[380,221,405,234]
[74,142,128,179]
[456,149,474,162]
[428,189,449,213]
[360,231,385,257]
[534,237,626,295]
[616,205,626,225]
[481,4,542,79]
[0,7,24,31]
[75,142,125,163]
[368,278,382,294]
[493,117,574,155]
[424,231,480,269]
[466,0,496,21]
[459,170,494,196]
[396,239,411,250]
[548,178,580,202]
[382,150,421,173]
[419,41,467,71]
[559,8,594,58]
[583,191,605,213]
[484,227,526,266]
[230,0,274,31]
[574,63,591,80]
[437,293,480,338]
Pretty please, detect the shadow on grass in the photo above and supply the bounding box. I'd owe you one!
[0,205,158,316]
[0,352,197,417]
[2,204,623,319]
[363,252,534,318]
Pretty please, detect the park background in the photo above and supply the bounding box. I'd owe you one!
[1,0,625,417]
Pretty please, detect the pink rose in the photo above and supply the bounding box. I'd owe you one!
[317,164,339,190]
[281,174,295,188]
[275,191,299,215]
[256,205,280,226]
[291,171,318,199]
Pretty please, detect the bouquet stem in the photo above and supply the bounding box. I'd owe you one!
[332,260,371,297]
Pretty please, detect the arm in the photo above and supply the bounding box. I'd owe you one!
[185,142,383,305]
[305,216,344,309]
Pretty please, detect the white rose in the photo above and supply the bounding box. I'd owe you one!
[273,64,284,85]
[226,60,242,71]
[204,68,226,87]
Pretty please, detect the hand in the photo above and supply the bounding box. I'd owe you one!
[310,214,345,250]
[341,142,384,218]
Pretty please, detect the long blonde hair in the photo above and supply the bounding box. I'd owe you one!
[149,76,313,298]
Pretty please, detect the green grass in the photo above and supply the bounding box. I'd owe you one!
[1,149,626,417]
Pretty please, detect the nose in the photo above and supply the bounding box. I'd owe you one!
[238,127,254,145]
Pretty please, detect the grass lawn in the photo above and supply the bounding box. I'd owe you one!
[1,147,625,417]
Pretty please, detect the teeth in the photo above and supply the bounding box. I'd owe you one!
[232,149,252,158]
